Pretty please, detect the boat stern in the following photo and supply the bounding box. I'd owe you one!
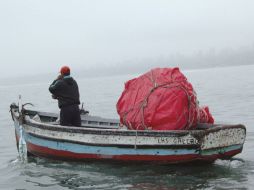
[199,125,246,160]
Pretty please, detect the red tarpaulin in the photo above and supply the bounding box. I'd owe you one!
[116,67,214,130]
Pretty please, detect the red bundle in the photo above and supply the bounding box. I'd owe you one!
[116,67,214,130]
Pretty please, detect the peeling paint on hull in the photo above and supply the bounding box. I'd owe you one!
[11,108,246,163]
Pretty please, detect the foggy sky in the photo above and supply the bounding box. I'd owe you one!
[0,0,254,78]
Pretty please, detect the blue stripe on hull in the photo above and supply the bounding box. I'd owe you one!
[26,133,198,156]
[201,144,243,156]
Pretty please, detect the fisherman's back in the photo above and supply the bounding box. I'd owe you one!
[49,66,81,127]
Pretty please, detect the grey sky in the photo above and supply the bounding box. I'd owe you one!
[0,0,254,78]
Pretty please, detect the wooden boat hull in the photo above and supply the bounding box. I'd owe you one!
[11,105,246,163]
[24,137,243,163]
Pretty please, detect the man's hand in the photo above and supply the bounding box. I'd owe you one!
[52,94,58,99]
[57,74,63,80]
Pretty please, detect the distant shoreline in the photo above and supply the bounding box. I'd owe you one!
[1,63,253,87]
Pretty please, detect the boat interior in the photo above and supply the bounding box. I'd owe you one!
[24,109,121,129]
[21,109,215,130]
[10,103,215,130]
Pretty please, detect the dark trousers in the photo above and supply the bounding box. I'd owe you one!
[60,104,81,127]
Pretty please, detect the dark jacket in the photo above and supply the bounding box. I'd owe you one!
[49,76,80,108]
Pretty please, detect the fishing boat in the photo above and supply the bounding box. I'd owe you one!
[10,102,246,163]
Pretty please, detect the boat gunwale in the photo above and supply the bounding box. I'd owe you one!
[11,108,246,138]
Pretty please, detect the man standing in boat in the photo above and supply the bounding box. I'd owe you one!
[49,66,81,127]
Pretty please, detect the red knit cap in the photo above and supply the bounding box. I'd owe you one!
[60,66,70,75]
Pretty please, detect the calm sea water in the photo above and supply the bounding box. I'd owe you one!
[0,65,253,190]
